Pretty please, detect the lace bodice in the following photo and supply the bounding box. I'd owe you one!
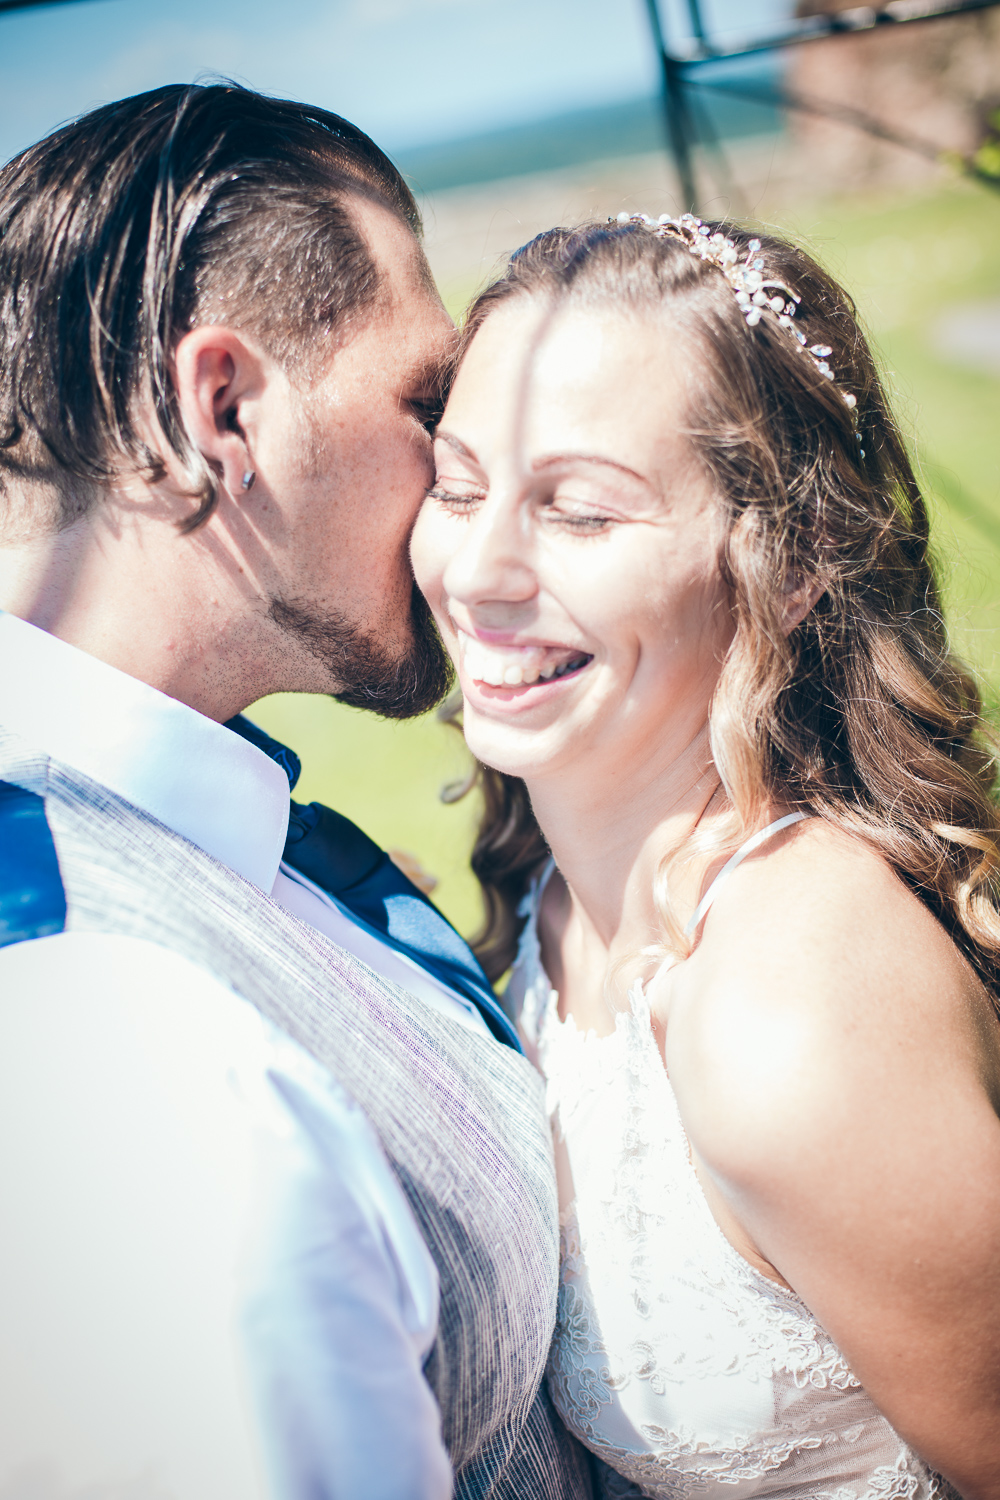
[507,861,958,1500]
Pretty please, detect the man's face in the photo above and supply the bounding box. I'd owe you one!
[252,196,456,716]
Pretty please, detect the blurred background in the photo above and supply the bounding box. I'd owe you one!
[2,0,998,935]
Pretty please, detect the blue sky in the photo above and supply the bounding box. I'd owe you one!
[0,0,791,167]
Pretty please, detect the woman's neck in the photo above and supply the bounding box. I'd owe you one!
[525,724,722,1015]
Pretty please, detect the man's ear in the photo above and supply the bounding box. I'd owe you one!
[171,327,267,502]
[781,571,825,634]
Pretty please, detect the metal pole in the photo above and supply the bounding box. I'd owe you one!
[642,0,698,210]
[664,0,1000,64]
[684,0,711,51]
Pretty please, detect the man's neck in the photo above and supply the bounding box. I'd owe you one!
[0,504,284,723]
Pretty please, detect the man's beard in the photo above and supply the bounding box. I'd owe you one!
[268,584,453,720]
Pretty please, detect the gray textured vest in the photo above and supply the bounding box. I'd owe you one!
[0,729,593,1500]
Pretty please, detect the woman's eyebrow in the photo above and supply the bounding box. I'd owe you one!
[434,436,649,488]
[531,453,649,484]
[435,430,478,461]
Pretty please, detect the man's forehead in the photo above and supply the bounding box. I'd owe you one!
[381,269,455,389]
[389,245,451,343]
[349,193,428,294]
[334,191,454,391]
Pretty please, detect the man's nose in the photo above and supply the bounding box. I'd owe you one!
[442,493,537,613]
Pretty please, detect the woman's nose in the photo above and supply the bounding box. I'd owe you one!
[442,494,538,611]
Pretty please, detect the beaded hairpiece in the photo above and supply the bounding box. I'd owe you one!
[613,211,858,419]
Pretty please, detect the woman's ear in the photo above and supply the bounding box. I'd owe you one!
[171,327,266,502]
[781,571,825,634]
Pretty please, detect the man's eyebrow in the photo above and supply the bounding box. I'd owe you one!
[531,453,649,485]
[403,346,454,399]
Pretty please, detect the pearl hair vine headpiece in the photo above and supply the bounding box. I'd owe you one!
[612,211,859,425]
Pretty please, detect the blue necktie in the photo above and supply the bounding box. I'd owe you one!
[226,716,521,1052]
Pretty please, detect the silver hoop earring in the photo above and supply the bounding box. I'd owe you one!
[241,471,256,492]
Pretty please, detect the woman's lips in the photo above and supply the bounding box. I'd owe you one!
[457,629,593,687]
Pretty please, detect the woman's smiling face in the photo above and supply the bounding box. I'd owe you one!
[411,295,735,785]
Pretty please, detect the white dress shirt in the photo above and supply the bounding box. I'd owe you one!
[0,613,460,1500]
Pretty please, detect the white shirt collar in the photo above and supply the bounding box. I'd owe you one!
[0,612,290,891]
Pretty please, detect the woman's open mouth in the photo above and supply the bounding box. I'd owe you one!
[458,631,593,692]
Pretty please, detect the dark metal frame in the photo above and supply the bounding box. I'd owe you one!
[642,0,1000,208]
[3,0,999,202]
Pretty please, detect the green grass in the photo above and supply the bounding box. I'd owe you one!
[251,176,1000,939]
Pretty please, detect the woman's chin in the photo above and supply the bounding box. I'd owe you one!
[463,707,584,783]
[458,656,595,719]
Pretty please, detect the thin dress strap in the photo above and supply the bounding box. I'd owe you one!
[683,811,808,938]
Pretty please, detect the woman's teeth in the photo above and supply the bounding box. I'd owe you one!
[460,635,590,687]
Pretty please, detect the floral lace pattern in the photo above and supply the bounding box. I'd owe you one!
[511,869,960,1500]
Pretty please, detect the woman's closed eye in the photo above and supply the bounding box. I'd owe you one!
[427,482,615,535]
[542,500,614,534]
[426,482,486,510]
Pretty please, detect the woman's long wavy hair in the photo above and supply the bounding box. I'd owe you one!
[446,218,1000,1001]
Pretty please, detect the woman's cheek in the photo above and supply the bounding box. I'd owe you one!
[409,505,445,604]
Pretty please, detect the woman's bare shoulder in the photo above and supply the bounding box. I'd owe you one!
[662,816,1000,1175]
[689,814,990,1038]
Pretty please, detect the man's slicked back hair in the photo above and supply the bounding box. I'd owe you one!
[0,82,422,531]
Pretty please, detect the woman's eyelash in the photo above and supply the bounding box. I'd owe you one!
[558,513,611,531]
[426,486,613,534]
[541,504,614,533]
[426,485,484,505]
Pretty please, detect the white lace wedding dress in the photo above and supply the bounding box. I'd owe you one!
[506,844,959,1500]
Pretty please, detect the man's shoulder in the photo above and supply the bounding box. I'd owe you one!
[0,929,343,1121]
[0,927,240,1012]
